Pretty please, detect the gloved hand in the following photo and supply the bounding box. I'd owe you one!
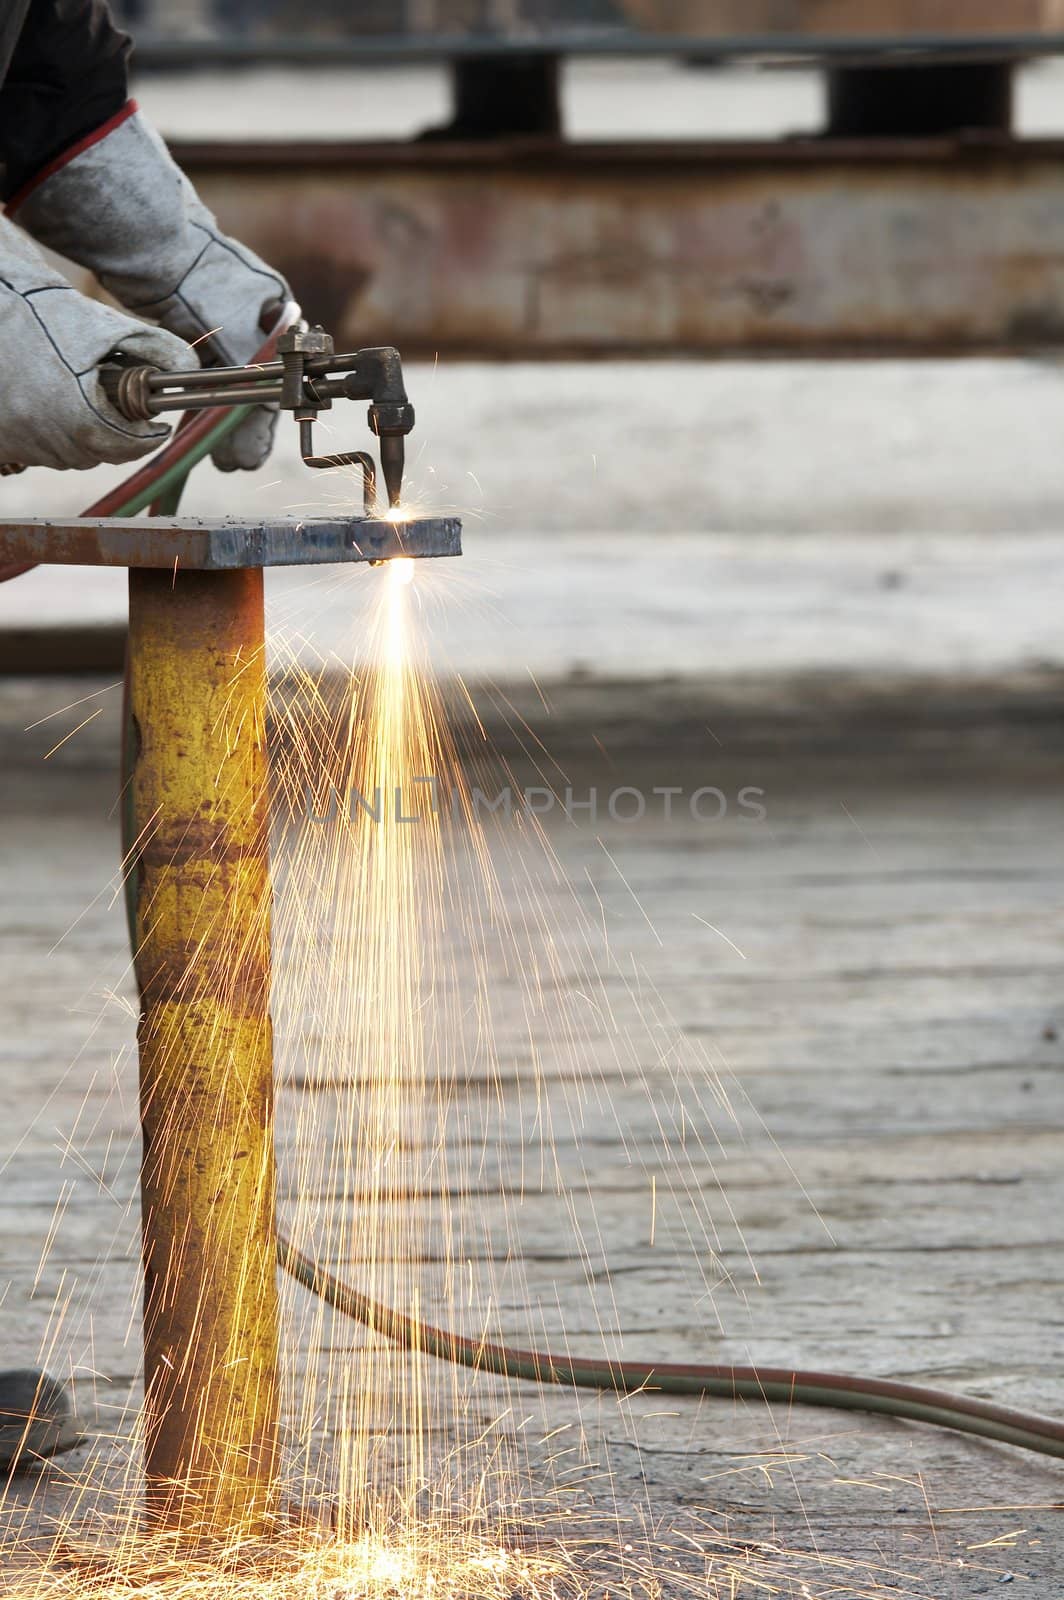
[11,104,291,472]
[0,217,192,471]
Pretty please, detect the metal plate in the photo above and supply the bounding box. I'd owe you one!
[0,516,462,571]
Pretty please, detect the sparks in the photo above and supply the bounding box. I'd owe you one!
[1,529,976,1600]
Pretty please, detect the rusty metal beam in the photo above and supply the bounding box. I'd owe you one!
[129,33,1064,66]
[168,136,1064,356]
[618,0,1064,45]
[128,8,1064,69]
[0,515,461,570]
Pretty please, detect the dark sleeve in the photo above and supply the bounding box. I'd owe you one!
[0,0,130,202]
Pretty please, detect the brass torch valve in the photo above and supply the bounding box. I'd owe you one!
[101,325,416,510]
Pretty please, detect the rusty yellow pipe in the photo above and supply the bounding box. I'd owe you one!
[128,566,278,1537]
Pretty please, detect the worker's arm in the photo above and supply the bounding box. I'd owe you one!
[0,215,191,470]
[0,1,129,205]
[7,88,292,471]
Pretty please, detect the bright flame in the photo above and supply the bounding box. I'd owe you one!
[389,556,415,586]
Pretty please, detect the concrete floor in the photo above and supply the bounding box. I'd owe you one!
[0,676,1062,1592]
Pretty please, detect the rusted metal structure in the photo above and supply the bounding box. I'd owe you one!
[0,512,459,1535]
[619,2,1064,41]
[174,137,1064,358]
[0,516,460,570]
[0,320,460,1532]
[129,565,279,1535]
[107,1,1064,359]
[135,2,1064,60]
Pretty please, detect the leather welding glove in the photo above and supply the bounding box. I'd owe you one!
[10,104,291,473]
[0,216,191,470]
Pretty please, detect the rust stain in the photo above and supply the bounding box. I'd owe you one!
[127,566,278,1536]
[183,143,1064,355]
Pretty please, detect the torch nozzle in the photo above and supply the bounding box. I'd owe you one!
[379,435,405,510]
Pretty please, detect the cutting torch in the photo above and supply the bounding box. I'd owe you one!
[101,325,415,511]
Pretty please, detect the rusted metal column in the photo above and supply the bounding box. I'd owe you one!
[128,566,278,1537]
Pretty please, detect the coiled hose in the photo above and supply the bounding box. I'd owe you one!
[5,316,1064,1467]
